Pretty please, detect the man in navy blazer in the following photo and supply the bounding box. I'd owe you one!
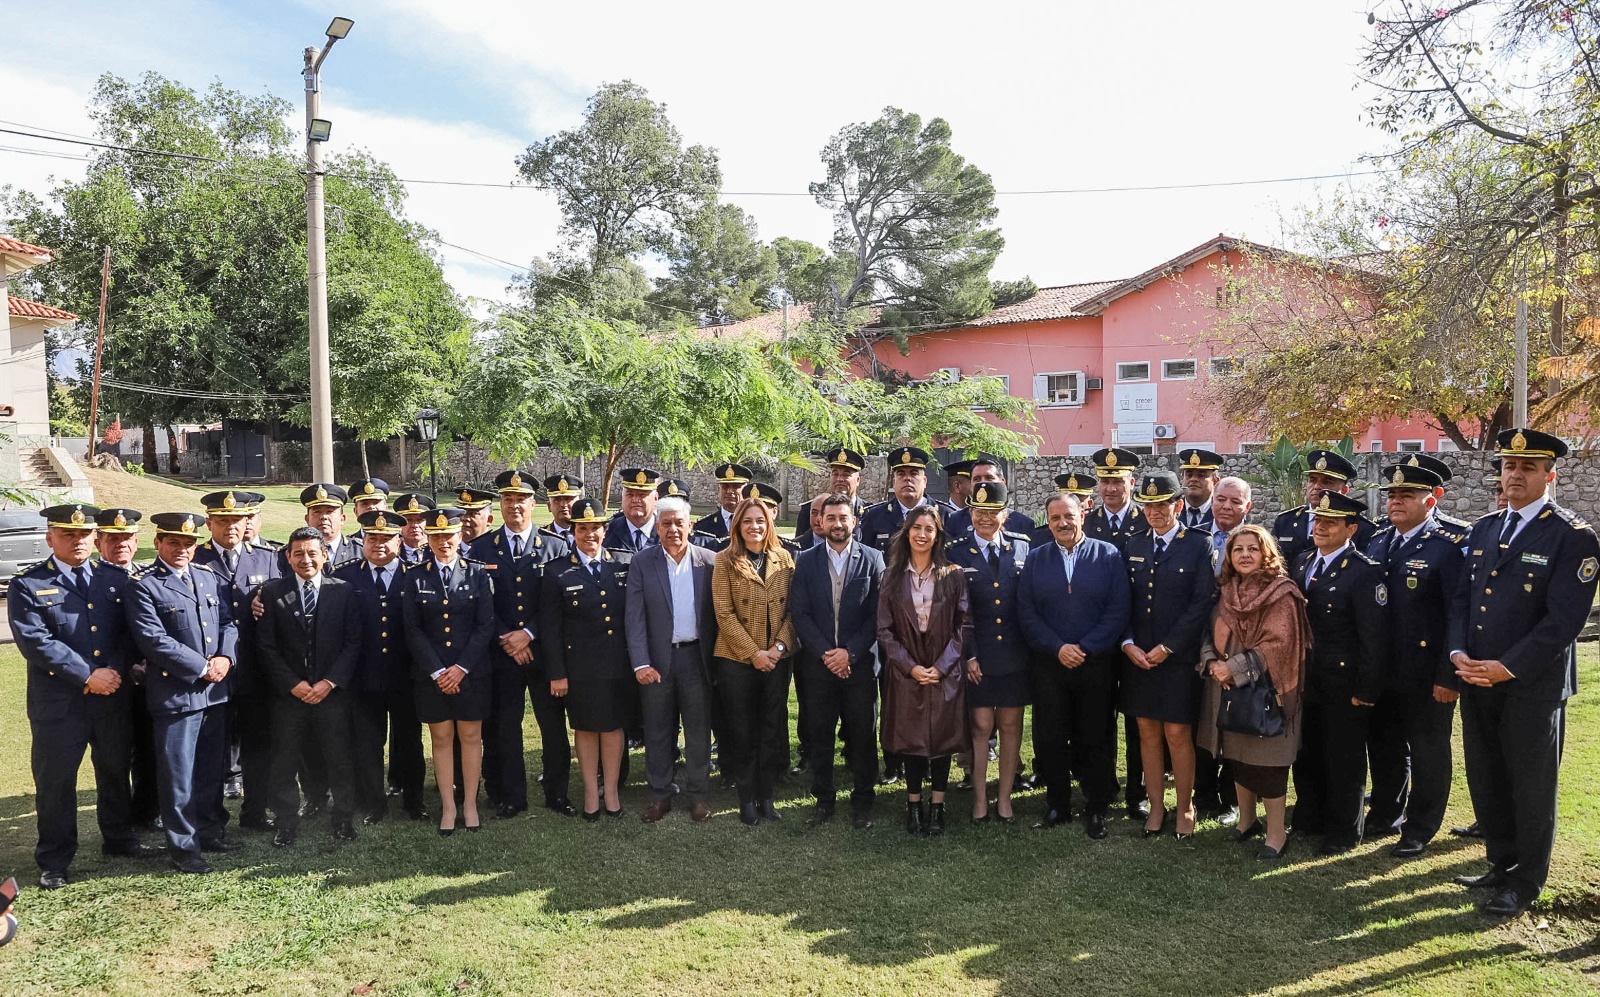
[11,504,158,889]
[1017,493,1130,839]
[126,512,240,874]
[625,496,719,823]
[788,493,886,829]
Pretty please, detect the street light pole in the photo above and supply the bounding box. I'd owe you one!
[303,17,352,484]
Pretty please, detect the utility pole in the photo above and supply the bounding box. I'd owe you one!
[303,17,352,484]
[85,246,110,462]
[1514,269,1528,427]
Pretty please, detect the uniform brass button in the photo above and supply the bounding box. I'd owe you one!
[380,616,388,623]
[380,632,388,638]
[992,582,999,588]
[517,605,524,612]
[87,603,94,610]
[93,650,101,657]
[162,670,169,676]
[604,616,611,622]
[445,641,452,647]
[1419,640,1427,647]
[90,625,97,632]
[442,612,449,619]
[600,603,607,609]
[996,635,1003,641]
[1484,588,1492,595]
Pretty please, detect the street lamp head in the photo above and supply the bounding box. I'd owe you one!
[308,118,333,142]
[416,408,441,442]
[326,17,355,40]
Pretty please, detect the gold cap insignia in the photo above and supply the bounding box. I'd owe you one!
[975,485,989,503]
[899,450,912,465]
[404,498,419,512]
[363,482,376,495]
[223,492,236,510]
[181,516,196,533]
[1314,456,1327,471]
[1511,431,1527,451]
[315,485,328,500]
[1144,480,1158,496]
[113,512,127,528]
[1188,452,1201,467]
[1407,456,1419,466]
[509,472,522,489]
[1318,494,1330,510]
[721,467,734,479]
[635,470,648,485]
[434,513,448,529]
[460,490,472,503]
[71,508,85,525]
[1105,452,1118,467]
[558,477,569,491]
[1392,467,1405,485]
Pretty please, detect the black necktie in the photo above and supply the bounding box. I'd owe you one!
[1499,511,1521,547]
[72,564,88,594]
[1110,513,1121,532]
[441,565,453,590]
[1307,556,1325,587]
[223,547,238,574]
[373,566,385,591]
[1154,537,1167,557]
[590,561,603,580]
[510,533,523,558]
[632,529,644,551]
[987,544,1000,574]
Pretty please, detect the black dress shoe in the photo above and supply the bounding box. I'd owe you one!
[1450,821,1485,838]
[1232,822,1265,843]
[404,804,430,821]
[809,802,836,824]
[789,759,809,776]
[739,802,760,826]
[238,815,275,831]
[39,870,67,890]
[170,854,211,875]
[851,810,873,830]
[1085,812,1109,840]
[1454,868,1508,889]
[386,785,403,797]
[147,816,165,832]
[1482,888,1529,917]
[104,842,162,859]
[581,809,601,824]
[298,801,324,820]
[1390,838,1427,859]
[1316,841,1356,857]
[546,799,577,817]
[197,839,237,853]
[1032,808,1070,829]
[757,800,781,822]
[362,811,385,826]
[604,807,623,820]
[495,803,521,820]
[926,803,945,837]
[333,821,358,841]
[273,828,297,847]
[223,780,244,800]
[1364,821,1401,840]
[1127,801,1151,821]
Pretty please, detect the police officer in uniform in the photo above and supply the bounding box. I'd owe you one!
[292,484,359,573]
[1272,450,1377,565]
[605,468,663,552]
[126,512,239,874]
[1363,463,1464,858]
[391,492,436,565]
[12,504,157,889]
[1391,454,1471,544]
[540,498,638,820]
[193,491,279,829]
[1030,471,1096,547]
[334,510,426,822]
[859,447,957,554]
[945,458,1034,540]
[944,459,976,513]
[471,469,572,818]
[454,486,497,544]
[794,447,869,549]
[946,481,1031,822]
[1447,429,1599,916]
[695,463,753,542]
[540,474,583,544]
[94,508,161,830]
[1175,448,1223,531]
[1083,448,1150,553]
[1289,491,1388,856]
[346,478,390,546]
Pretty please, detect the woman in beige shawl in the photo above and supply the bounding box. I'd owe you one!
[1198,524,1311,861]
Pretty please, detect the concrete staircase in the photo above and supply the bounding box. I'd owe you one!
[21,447,65,492]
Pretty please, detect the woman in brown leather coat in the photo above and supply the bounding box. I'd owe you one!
[877,506,972,836]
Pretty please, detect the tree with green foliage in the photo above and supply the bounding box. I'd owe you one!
[647,203,777,325]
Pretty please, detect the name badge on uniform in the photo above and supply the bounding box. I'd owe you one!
[36,588,58,596]
[1521,553,1549,566]
[1405,559,1429,570]
[248,574,266,585]
[1127,556,1145,563]
[1471,549,1484,556]
[564,584,584,593]
[484,564,498,570]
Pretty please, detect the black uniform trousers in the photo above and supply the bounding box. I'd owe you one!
[1365,688,1455,841]
[481,652,530,810]
[798,657,878,812]
[32,702,137,872]
[348,692,391,816]
[716,657,793,805]
[229,695,274,823]
[385,686,426,805]
[1461,687,1564,898]
[527,663,574,806]
[129,681,161,824]
[1292,697,1372,848]
[270,693,356,832]
[1030,656,1117,816]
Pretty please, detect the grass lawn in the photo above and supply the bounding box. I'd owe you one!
[2,643,1598,996]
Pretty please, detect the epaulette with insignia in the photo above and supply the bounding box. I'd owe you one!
[332,553,364,569]
[1002,530,1031,543]
[1348,549,1380,566]
[191,562,217,575]
[19,558,51,576]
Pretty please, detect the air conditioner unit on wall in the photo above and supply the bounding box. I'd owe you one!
[1086,377,1104,391]
[1153,424,1177,439]
[937,366,961,382]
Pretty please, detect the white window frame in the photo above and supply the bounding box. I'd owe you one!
[1238,441,1268,454]
[1436,438,1459,452]
[1123,443,1155,456]
[1115,361,1150,383]
[1033,371,1085,408]
[1396,439,1425,452]
[967,374,1011,411]
[1370,440,1383,452]
[1160,358,1198,381]
[1208,356,1238,377]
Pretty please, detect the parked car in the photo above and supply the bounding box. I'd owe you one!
[0,509,47,589]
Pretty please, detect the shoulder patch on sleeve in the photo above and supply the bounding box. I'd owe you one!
[1374,583,1388,607]
[1579,557,1597,584]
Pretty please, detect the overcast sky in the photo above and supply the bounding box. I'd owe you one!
[4,0,1389,310]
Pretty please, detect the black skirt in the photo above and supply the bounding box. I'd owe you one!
[566,677,640,733]
[414,666,490,724]
[1119,656,1201,724]
[967,669,1029,709]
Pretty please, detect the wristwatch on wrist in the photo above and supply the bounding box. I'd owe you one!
[774,641,787,655]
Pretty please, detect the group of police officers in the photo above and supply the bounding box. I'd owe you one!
[13,427,1591,917]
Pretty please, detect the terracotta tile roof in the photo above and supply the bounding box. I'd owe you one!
[962,281,1123,327]
[7,296,78,322]
[694,303,815,341]
[0,235,53,261]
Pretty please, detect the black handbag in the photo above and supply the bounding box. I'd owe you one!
[1216,652,1285,738]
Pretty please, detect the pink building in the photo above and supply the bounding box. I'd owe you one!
[862,234,1463,457]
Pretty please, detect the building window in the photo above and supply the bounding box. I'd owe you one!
[1215,285,1244,308]
[1238,441,1268,454]
[968,375,1011,411]
[1116,361,1150,382]
[1161,359,1197,380]
[1370,440,1383,452]
[1437,438,1459,452]
[1208,357,1238,377]
[1397,439,1425,452]
[1124,444,1155,456]
[1033,371,1084,407]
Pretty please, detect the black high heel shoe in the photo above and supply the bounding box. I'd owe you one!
[464,816,482,833]
[1142,808,1167,838]
[604,806,623,820]
[581,809,601,823]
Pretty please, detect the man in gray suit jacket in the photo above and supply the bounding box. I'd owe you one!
[625,496,718,824]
